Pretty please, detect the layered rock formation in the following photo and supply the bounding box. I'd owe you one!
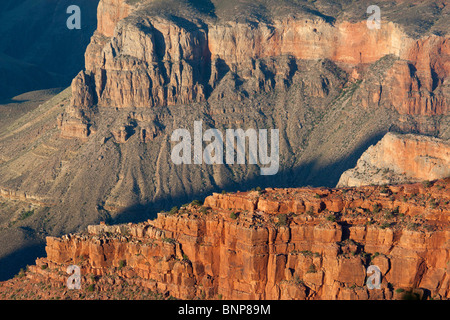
[62,0,449,138]
[337,132,450,187]
[1,0,449,284]
[84,18,445,111]
[1,179,448,300]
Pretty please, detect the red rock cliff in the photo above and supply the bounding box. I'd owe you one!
[3,179,449,300]
[67,0,449,116]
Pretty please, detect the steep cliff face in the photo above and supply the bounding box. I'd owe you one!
[208,20,406,66]
[66,0,449,120]
[354,36,449,116]
[337,132,450,187]
[1,179,448,300]
[97,0,132,38]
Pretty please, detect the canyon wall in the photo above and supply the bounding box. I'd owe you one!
[338,132,450,187]
[63,0,449,140]
[97,0,132,38]
[1,0,449,286]
[4,179,448,300]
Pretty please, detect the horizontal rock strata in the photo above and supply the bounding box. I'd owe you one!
[61,0,450,138]
[2,179,449,300]
[338,132,450,187]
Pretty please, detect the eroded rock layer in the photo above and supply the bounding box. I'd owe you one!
[62,0,450,138]
[338,132,450,187]
[1,179,449,300]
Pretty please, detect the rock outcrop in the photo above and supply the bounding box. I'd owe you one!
[354,36,449,116]
[337,132,450,187]
[92,19,446,112]
[62,0,450,138]
[1,179,449,300]
[97,0,133,38]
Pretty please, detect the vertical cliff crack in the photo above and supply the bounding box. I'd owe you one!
[337,221,351,241]
[413,259,428,289]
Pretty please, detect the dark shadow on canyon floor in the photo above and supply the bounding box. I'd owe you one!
[0,129,386,281]
[111,129,387,224]
[0,243,46,282]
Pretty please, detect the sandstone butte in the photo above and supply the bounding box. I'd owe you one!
[0,179,449,300]
[60,0,450,139]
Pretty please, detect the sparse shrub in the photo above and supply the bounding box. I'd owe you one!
[162,237,176,244]
[191,200,203,206]
[361,252,371,260]
[306,264,317,274]
[422,180,432,188]
[380,185,389,194]
[300,250,313,256]
[380,222,391,229]
[87,284,95,292]
[407,222,419,231]
[18,209,34,221]
[15,268,26,278]
[230,212,237,219]
[326,214,336,222]
[372,203,381,213]
[276,214,287,226]
[293,275,304,285]
[168,206,179,215]
[383,212,394,220]
[401,290,421,300]
[429,199,438,209]
[118,260,126,269]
